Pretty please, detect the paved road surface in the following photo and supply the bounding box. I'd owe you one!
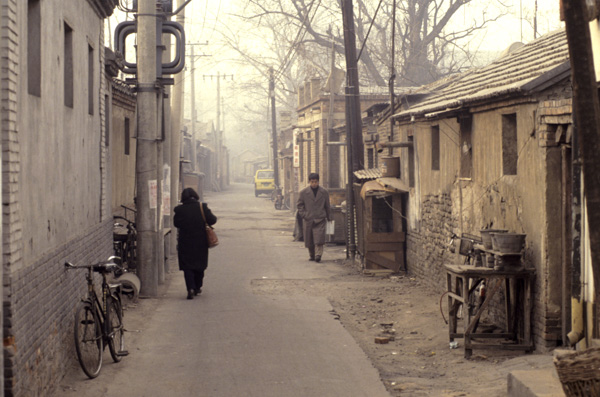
[57,183,390,397]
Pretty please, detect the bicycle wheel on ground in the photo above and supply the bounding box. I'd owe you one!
[107,296,125,363]
[74,302,102,378]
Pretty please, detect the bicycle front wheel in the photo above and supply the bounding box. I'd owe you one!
[107,297,125,363]
[74,302,103,378]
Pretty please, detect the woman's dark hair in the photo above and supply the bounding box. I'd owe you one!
[181,187,199,202]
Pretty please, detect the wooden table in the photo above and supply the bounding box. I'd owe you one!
[445,264,535,358]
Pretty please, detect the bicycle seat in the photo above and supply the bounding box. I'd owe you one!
[93,261,118,273]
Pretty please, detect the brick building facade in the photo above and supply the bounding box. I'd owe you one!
[1,1,117,395]
[376,29,576,351]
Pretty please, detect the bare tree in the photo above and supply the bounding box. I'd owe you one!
[229,0,509,88]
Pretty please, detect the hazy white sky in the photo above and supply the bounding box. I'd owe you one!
[107,0,563,155]
[472,0,562,51]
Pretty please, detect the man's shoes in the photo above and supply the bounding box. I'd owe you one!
[195,288,202,296]
[309,257,315,261]
[315,256,321,263]
[187,289,195,300]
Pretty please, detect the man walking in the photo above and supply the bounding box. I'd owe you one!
[297,173,331,262]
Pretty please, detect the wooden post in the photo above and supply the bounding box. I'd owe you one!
[562,0,600,309]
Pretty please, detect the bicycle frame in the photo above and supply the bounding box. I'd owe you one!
[113,215,137,272]
[66,257,127,378]
[71,261,122,340]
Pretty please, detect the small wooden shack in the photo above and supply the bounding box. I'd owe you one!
[355,178,408,272]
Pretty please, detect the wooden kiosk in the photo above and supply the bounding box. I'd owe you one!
[355,178,408,272]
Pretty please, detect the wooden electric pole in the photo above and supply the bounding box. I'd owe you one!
[562,0,600,310]
[270,67,280,188]
[341,0,363,259]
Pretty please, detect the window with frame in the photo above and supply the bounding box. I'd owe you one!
[88,44,94,115]
[104,94,109,146]
[460,115,473,178]
[408,136,415,187]
[431,125,440,171]
[367,148,374,169]
[124,117,130,155]
[64,22,74,108]
[315,128,320,174]
[28,0,41,97]
[502,113,518,175]
[307,131,312,175]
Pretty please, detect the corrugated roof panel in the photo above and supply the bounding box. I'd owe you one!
[354,168,382,181]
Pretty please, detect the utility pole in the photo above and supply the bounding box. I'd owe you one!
[388,0,397,157]
[562,0,600,315]
[190,45,197,172]
[341,0,363,259]
[136,0,159,296]
[170,0,185,259]
[269,67,280,188]
[327,32,336,188]
[186,43,209,176]
[203,72,232,191]
[217,71,221,189]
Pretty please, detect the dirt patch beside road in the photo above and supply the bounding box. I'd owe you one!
[252,250,550,397]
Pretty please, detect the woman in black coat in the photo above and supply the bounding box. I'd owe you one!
[173,188,217,299]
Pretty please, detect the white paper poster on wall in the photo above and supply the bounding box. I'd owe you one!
[149,180,158,209]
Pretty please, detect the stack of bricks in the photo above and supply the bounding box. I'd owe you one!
[537,99,573,148]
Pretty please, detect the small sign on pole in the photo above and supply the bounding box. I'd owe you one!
[149,180,158,209]
[293,133,300,168]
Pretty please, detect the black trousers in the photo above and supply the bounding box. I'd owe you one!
[183,269,205,291]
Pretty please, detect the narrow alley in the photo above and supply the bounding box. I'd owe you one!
[56,184,389,397]
[56,184,561,397]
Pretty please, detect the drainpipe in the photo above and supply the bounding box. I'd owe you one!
[567,120,584,346]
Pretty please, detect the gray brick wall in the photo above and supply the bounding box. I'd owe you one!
[407,193,457,292]
[406,193,522,342]
[407,192,562,352]
[2,2,19,396]
[4,220,112,397]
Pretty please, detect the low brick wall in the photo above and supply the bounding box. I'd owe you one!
[406,193,518,340]
[407,193,457,293]
[4,219,113,397]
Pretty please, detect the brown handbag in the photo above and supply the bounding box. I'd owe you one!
[200,202,218,248]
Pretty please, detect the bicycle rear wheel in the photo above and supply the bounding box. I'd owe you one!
[107,297,125,363]
[74,302,102,378]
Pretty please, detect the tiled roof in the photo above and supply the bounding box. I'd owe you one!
[393,29,569,119]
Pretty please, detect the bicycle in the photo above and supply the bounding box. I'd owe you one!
[65,257,128,378]
[113,214,137,271]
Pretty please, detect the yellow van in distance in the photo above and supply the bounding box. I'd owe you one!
[254,169,275,197]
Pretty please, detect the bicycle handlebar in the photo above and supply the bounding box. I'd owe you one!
[120,205,137,213]
[65,257,122,273]
[113,215,136,226]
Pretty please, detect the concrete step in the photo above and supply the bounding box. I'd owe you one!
[507,368,564,397]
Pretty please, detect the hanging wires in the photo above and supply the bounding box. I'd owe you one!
[357,0,384,62]
[273,0,323,84]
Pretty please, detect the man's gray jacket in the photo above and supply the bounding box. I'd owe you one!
[297,186,331,247]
